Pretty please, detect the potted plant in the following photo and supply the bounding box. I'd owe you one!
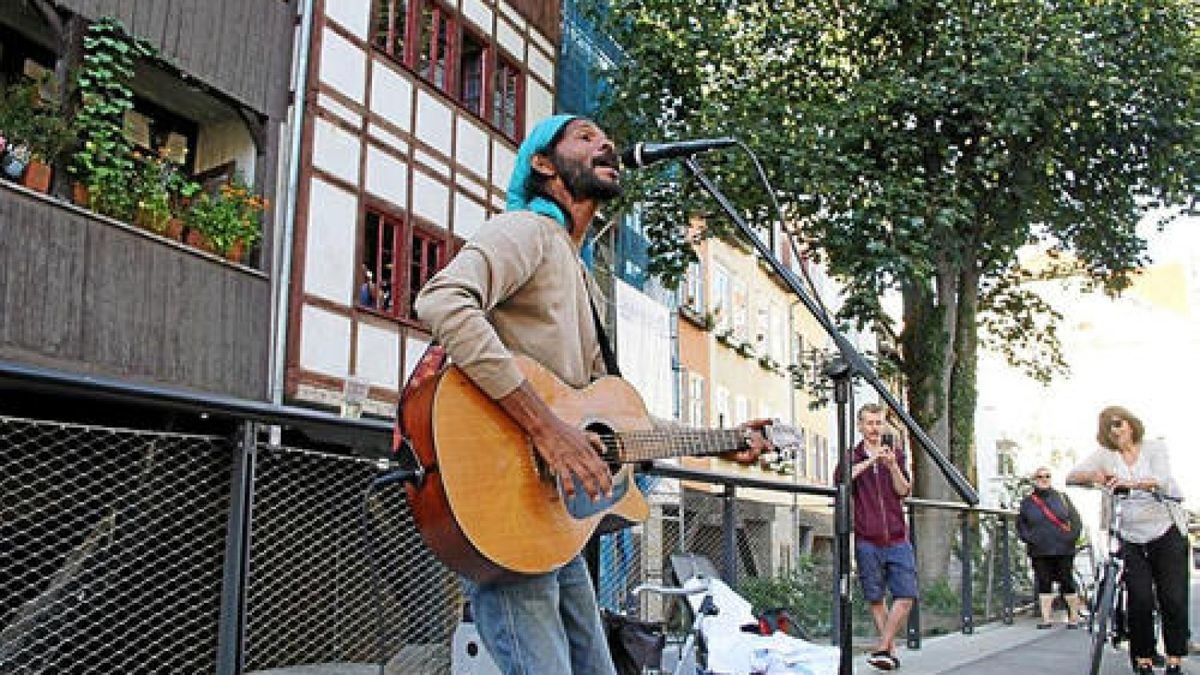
[72,17,154,218]
[0,78,76,193]
[132,149,199,238]
[183,174,267,263]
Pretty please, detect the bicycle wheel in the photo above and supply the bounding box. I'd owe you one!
[1089,566,1118,675]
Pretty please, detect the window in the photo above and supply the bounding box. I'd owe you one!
[361,209,447,320]
[711,264,731,330]
[492,55,522,139]
[373,0,408,60]
[458,29,487,116]
[361,211,400,313]
[408,225,445,318]
[715,386,730,428]
[415,1,454,89]
[680,260,704,315]
[688,373,706,427]
[732,279,749,342]
[372,0,524,141]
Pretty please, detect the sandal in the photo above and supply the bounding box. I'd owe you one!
[867,650,898,671]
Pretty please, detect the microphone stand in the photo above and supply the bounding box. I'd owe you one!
[680,156,978,675]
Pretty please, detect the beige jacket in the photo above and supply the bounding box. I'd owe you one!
[414,211,608,399]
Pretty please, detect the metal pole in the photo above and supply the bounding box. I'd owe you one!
[826,358,854,675]
[999,514,1014,624]
[722,483,737,588]
[960,512,974,634]
[906,502,921,649]
[217,422,257,675]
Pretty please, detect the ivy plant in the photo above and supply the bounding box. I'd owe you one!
[72,17,155,220]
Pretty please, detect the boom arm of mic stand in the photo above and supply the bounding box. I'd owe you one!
[681,156,978,506]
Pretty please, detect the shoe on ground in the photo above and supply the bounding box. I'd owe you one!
[1036,622,1053,629]
[867,650,899,671]
[1164,665,1184,675]
[1065,622,1079,629]
[1133,664,1154,675]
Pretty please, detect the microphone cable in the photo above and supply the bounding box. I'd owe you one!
[731,139,835,324]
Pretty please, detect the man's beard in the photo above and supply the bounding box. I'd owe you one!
[555,150,623,201]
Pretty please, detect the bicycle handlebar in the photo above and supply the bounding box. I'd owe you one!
[630,577,712,598]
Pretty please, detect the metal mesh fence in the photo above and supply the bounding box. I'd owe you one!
[244,446,461,675]
[0,415,233,674]
[1,411,1024,674]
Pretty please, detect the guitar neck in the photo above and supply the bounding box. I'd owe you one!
[603,428,748,463]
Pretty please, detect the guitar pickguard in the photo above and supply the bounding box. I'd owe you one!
[560,469,631,519]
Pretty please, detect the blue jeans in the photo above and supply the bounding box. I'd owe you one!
[462,554,617,675]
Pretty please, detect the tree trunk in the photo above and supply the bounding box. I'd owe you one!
[899,261,960,588]
[950,263,981,489]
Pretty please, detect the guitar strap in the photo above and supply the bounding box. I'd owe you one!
[589,296,622,377]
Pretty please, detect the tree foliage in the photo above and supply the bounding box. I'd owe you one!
[586,0,1200,578]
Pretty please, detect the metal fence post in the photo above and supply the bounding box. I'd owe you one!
[906,502,921,649]
[722,483,737,588]
[960,511,974,635]
[999,514,1014,625]
[216,422,257,675]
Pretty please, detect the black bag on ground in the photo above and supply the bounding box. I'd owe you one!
[602,609,666,675]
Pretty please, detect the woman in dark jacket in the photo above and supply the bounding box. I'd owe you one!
[1017,467,1084,628]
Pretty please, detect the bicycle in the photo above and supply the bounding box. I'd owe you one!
[1086,487,1181,675]
[622,575,718,675]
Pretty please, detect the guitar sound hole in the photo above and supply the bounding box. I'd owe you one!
[583,421,620,471]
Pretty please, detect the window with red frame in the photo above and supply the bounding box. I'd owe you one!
[359,209,447,320]
[373,0,408,59]
[492,55,522,138]
[415,0,455,90]
[372,0,524,141]
[407,226,445,319]
[458,29,488,117]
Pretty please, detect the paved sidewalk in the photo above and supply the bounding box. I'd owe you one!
[858,613,1199,675]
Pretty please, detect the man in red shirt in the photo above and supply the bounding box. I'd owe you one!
[841,403,915,671]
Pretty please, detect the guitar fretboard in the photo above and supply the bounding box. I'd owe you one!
[599,428,747,463]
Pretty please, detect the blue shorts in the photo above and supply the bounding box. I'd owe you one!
[855,540,918,602]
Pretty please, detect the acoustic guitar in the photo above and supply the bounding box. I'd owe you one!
[399,351,802,584]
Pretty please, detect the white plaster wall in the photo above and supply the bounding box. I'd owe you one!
[454,193,487,240]
[355,322,401,389]
[300,305,352,377]
[368,123,408,155]
[318,93,363,128]
[496,19,524,63]
[491,141,515,193]
[325,0,371,40]
[404,335,431,385]
[525,80,554,138]
[312,117,362,184]
[365,146,409,210]
[319,28,367,102]
[416,91,453,157]
[370,61,414,132]
[412,170,449,227]
[461,0,493,35]
[194,118,257,185]
[455,116,490,179]
[303,178,358,304]
[528,28,554,57]
[527,45,554,86]
[497,1,525,31]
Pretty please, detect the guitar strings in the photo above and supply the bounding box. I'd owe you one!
[592,429,747,463]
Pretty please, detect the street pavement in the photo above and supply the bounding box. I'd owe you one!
[853,578,1200,674]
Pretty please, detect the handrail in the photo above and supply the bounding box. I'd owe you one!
[646,459,837,498]
[905,497,1017,518]
[0,359,393,455]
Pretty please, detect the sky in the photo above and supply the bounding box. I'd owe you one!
[974,215,1200,513]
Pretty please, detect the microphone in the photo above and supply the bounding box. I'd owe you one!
[621,137,737,169]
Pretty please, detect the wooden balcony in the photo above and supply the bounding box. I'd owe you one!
[0,182,271,400]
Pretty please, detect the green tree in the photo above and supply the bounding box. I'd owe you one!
[586,0,1200,583]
